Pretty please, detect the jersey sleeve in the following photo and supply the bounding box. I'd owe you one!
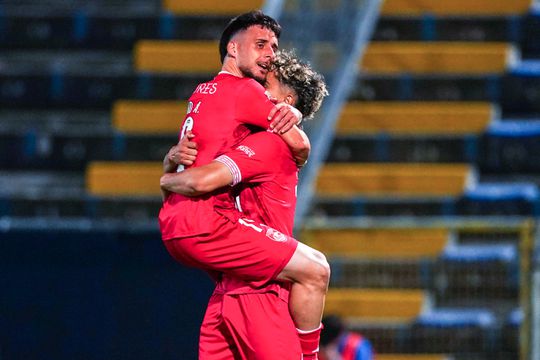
[234,80,276,129]
[215,132,285,185]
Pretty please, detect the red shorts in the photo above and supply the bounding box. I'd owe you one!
[199,290,301,360]
[164,216,298,288]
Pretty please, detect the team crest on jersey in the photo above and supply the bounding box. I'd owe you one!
[265,227,287,242]
[237,145,255,157]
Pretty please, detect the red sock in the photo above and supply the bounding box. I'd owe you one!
[297,323,323,359]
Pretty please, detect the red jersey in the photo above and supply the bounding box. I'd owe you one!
[159,72,276,240]
[216,131,299,236]
[213,131,299,295]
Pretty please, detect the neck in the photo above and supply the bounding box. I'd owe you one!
[221,57,244,78]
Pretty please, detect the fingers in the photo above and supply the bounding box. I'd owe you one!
[269,103,300,134]
[180,131,198,149]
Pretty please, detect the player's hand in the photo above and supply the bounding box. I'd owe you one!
[170,131,198,166]
[268,103,303,134]
[163,144,180,173]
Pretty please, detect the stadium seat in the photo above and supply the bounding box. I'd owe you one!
[113,100,187,134]
[460,182,540,215]
[411,308,497,353]
[380,0,532,16]
[523,9,540,57]
[134,40,220,73]
[324,288,427,321]
[479,120,540,175]
[337,101,494,135]
[362,42,515,74]
[433,244,519,304]
[162,0,263,15]
[316,163,474,197]
[302,227,449,259]
[328,258,432,289]
[86,161,162,196]
[374,16,521,43]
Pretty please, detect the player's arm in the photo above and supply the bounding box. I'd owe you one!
[279,125,310,167]
[160,161,233,197]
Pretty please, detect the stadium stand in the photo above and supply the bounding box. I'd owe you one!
[1,0,539,359]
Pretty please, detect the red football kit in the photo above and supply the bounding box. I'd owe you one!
[199,131,302,359]
[159,72,298,286]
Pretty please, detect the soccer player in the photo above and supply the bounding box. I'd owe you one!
[158,11,330,359]
[162,49,329,359]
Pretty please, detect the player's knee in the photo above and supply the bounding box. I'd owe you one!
[307,249,330,292]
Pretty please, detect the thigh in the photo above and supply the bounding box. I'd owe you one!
[199,293,238,360]
[222,292,301,360]
[165,218,298,288]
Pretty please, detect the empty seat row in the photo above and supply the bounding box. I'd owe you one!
[346,306,515,356]
[2,13,540,53]
[112,100,495,135]
[312,193,539,217]
[3,121,540,176]
[132,40,515,75]
[3,72,538,115]
[328,255,518,299]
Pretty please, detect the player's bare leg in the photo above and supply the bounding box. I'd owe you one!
[277,242,330,359]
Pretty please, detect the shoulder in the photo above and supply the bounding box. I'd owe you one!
[243,131,286,149]
[235,77,268,97]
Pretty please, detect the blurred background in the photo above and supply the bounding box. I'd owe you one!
[1,0,540,359]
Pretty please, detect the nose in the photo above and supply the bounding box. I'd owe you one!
[266,45,276,59]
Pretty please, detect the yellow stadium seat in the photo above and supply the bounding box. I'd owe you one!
[337,101,494,135]
[381,0,532,16]
[362,42,514,74]
[325,288,426,321]
[86,162,162,196]
[378,355,449,360]
[135,40,220,74]
[163,0,263,15]
[302,228,449,259]
[113,100,187,134]
[316,163,472,197]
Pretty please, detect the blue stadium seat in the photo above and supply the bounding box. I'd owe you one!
[416,308,496,328]
[523,9,540,57]
[480,120,540,173]
[460,182,540,216]
[410,308,497,353]
[441,243,517,263]
[433,244,519,305]
[0,73,207,109]
[502,70,540,116]
[350,74,499,102]
[502,309,522,355]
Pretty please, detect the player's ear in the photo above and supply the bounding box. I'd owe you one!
[285,93,296,105]
[227,41,237,58]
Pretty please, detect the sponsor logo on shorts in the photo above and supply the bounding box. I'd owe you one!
[265,227,287,242]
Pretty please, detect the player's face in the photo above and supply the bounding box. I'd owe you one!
[233,25,278,83]
[264,71,296,105]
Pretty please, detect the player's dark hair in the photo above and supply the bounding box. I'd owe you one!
[320,315,345,346]
[219,10,281,63]
[272,49,329,119]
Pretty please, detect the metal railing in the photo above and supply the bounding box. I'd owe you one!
[530,224,540,360]
[264,0,384,232]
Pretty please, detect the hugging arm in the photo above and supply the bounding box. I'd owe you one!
[160,161,233,198]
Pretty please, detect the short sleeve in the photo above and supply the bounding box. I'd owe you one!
[219,132,287,184]
[235,80,276,129]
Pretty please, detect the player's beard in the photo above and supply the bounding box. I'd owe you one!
[239,65,266,85]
